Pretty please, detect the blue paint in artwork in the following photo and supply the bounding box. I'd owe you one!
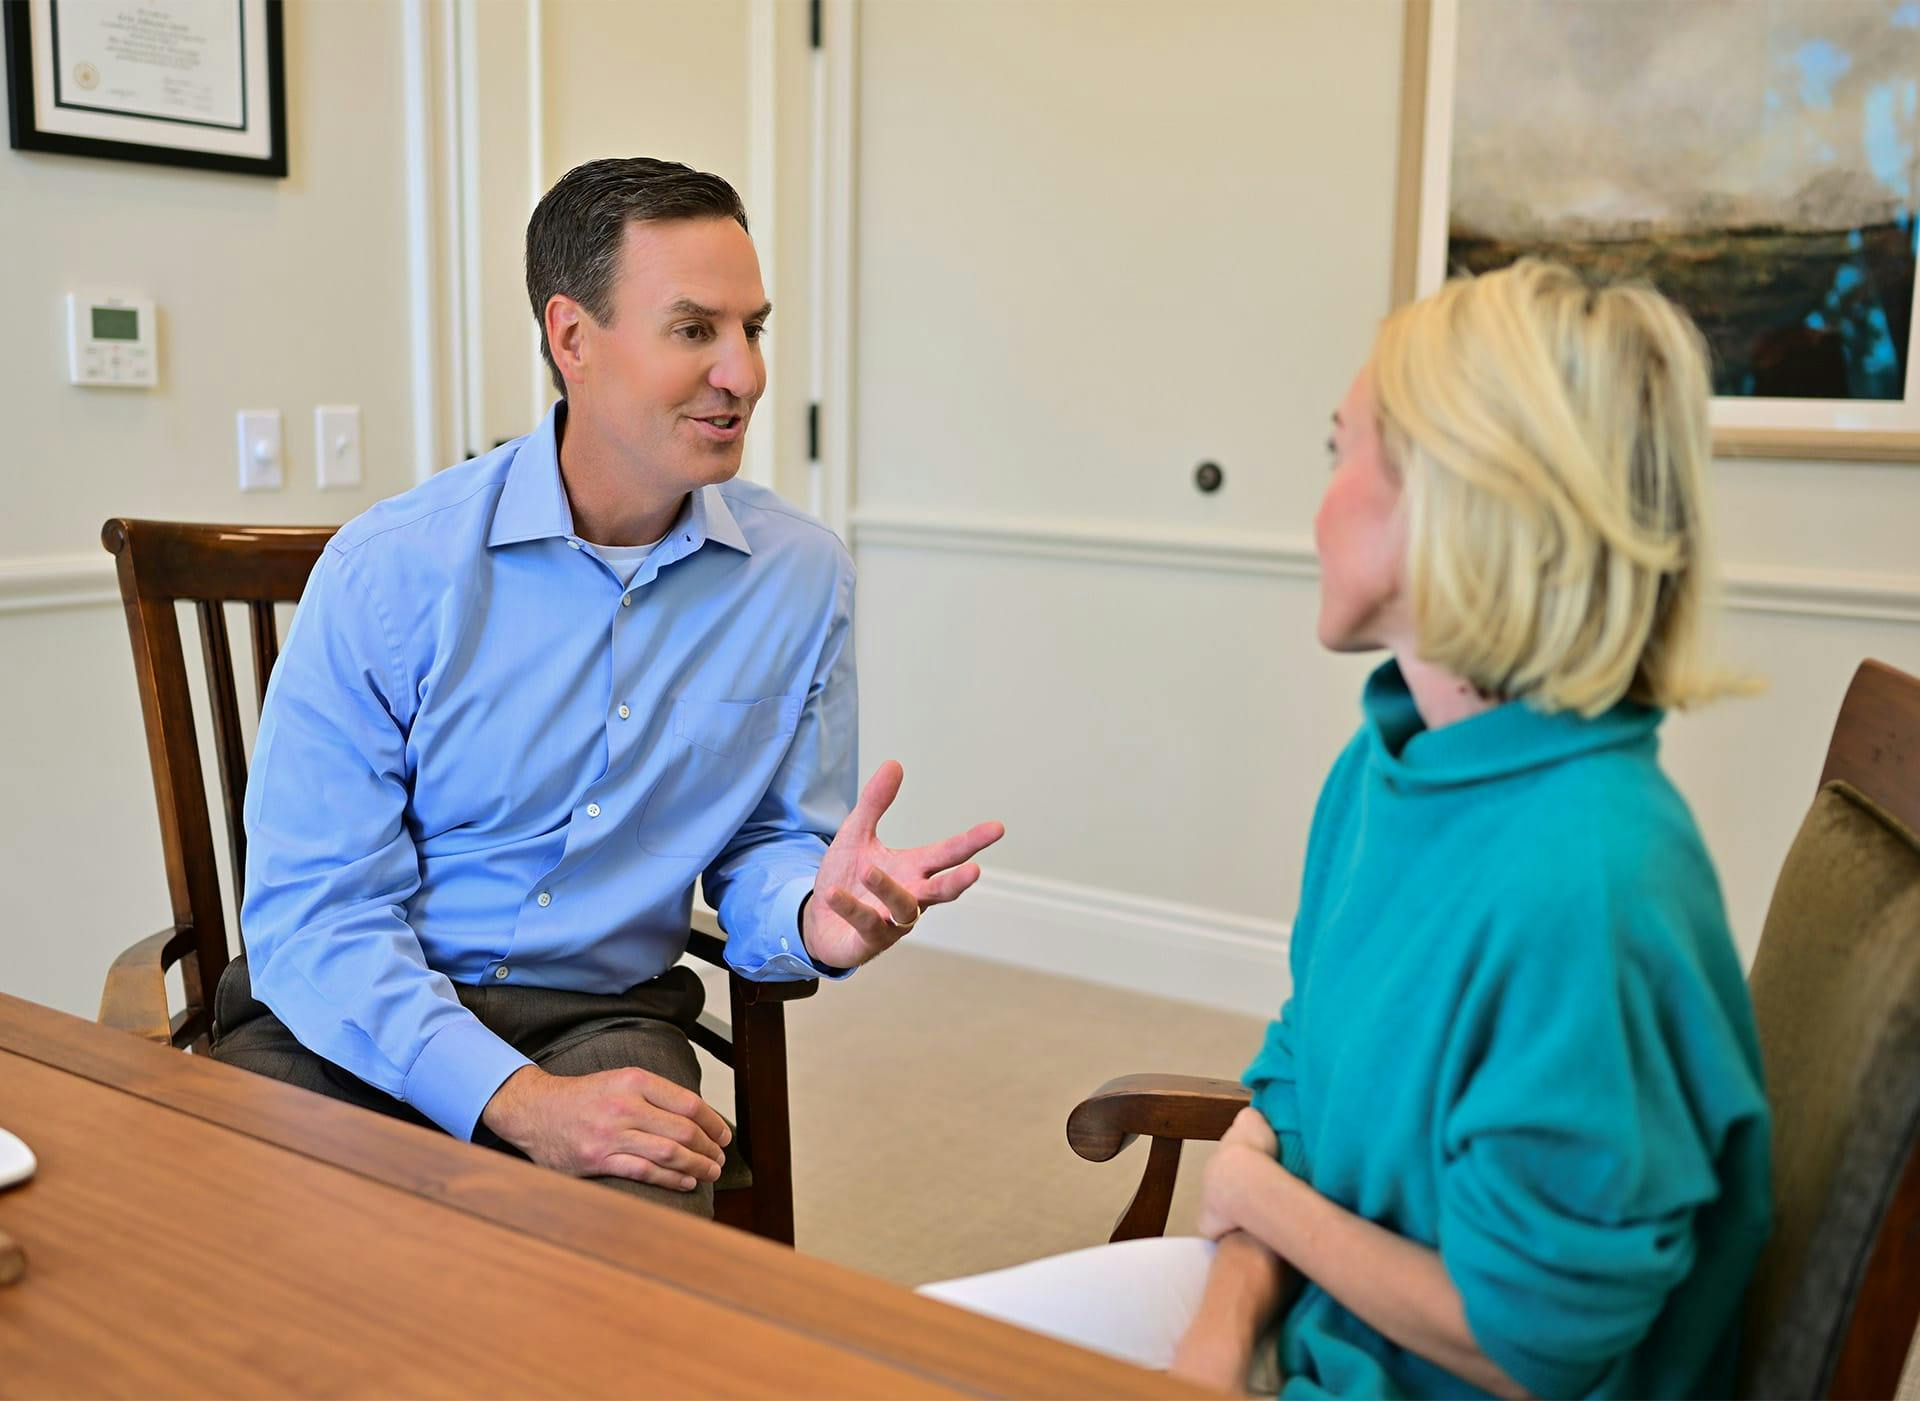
[1793,39,1852,109]
[1860,308,1899,377]
[1807,253,1905,398]
[1862,81,1918,200]
[1893,2,1920,30]
[1848,228,1865,250]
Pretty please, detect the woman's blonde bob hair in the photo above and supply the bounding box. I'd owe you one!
[1370,258,1748,717]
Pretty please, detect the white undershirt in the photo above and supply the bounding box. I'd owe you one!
[592,534,668,587]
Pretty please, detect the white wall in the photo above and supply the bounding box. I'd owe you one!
[0,0,419,1018]
[473,0,819,497]
[7,0,1917,1031]
[847,0,1920,1014]
[0,0,824,1020]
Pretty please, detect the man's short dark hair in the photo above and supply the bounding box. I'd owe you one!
[525,157,749,395]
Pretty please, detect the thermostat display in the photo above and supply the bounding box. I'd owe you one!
[92,307,139,341]
[68,292,157,387]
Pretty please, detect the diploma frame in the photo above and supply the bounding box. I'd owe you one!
[4,0,286,178]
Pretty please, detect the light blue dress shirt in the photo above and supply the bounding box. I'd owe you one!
[241,403,857,1142]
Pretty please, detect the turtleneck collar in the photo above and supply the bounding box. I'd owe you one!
[1361,659,1662,791]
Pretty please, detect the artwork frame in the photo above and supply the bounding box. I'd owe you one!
[1394,0,1920,463]
[4,0,286,179]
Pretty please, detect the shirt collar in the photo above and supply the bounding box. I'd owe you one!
[697,484,752,555]
[487,399,753,558]
[487,401,575,547]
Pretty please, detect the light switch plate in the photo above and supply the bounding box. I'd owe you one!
[315,405,362,490]
[237,409,284,492]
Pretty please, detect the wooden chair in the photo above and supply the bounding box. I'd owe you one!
[97,517,812,1245]
[1067,659,1920,1398]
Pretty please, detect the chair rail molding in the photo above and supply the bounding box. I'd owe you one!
[0,554,117,616]
[6,516,1919,627]
[850,508,1920,626]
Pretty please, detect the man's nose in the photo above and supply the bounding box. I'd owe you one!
[709,332,762,401]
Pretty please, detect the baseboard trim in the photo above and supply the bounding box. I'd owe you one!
[909,868,1291,1018]
[851,509,1920,626]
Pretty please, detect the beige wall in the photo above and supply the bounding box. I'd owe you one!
[471,0,542,452]
[1,0,822,1019]
[848,0,1920,1011]
[0,0,416,556]
[6,0,1918,1028]
[478,0,817,495]
[0,0,418,1017]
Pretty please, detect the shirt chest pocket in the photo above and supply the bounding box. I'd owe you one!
[635,695,804,858]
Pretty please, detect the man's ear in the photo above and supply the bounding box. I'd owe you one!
[546,294,589,391]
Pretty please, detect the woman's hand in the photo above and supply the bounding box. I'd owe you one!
[1169,1312,1255,1395]
[1222,1106,1278,1156]
[1199,1108,1286,1241]
[1170,1231,1289,1396]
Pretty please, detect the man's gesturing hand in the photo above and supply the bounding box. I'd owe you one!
[801,760,1004,971]
[480,1064,731,1192]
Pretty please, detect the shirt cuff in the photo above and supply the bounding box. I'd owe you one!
[402,1013,534,1141]
[730,874,853,982]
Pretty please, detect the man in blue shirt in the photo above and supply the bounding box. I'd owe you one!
[215,157,1003,1217]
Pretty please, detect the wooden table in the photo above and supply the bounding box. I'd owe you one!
[0,993,1200,1398]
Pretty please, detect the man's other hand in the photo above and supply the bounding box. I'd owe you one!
[480,1064,731,1192]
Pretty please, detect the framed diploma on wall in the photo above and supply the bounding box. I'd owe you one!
[4,0,285,177]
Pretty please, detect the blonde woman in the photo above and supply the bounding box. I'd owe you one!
[925,261,1773,1398]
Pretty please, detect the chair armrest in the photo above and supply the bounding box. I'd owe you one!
[684,908,819,1003]
[98,925,195,1045]
[1067,1073,1254,1161]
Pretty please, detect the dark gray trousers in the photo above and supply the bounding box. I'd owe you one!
[209,953,721,1217]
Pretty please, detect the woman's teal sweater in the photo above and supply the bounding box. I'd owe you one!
[1245,662,1771,1399]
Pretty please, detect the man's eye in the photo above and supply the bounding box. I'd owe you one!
[676,324,711,341]
[746,323,767,341]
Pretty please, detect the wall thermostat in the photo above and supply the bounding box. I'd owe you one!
[67,291,157,388]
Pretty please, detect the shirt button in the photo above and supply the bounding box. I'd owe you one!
[536,891,551,907]
[618,704,630,720]
[780,937,790,951]
[494,965,510,980]
[621,593,632,607]
[567,538,581,549]
[586,803,601,818]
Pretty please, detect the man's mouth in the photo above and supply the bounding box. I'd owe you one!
[687,412,746,443]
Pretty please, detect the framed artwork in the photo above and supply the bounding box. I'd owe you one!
[4,0,286,178]
[1395,0,1920,461]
